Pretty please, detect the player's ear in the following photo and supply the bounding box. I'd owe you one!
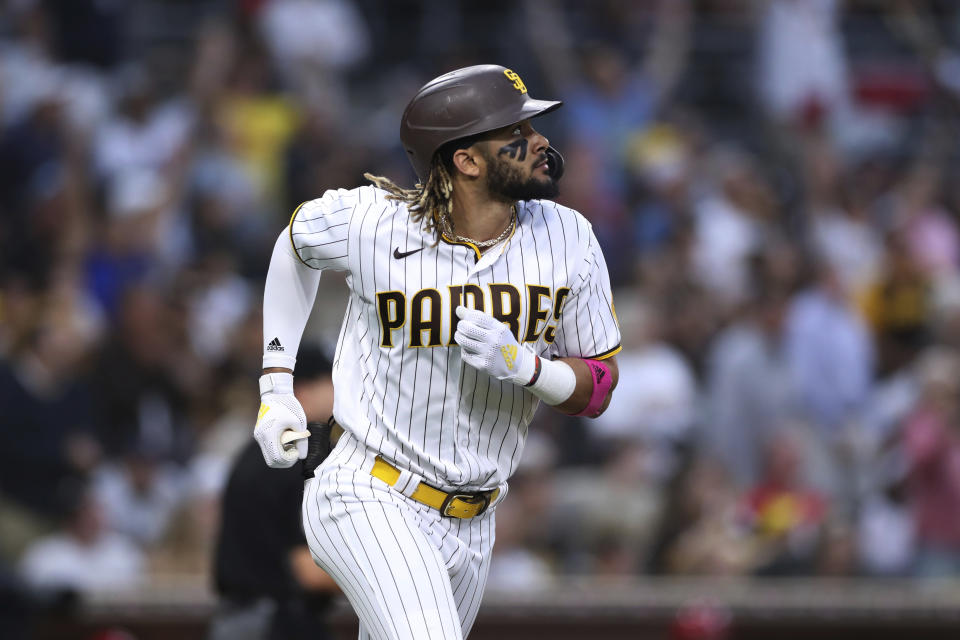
[451,148,482,178]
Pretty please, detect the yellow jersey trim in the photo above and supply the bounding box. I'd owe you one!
[287,202,313,268]
[440,234,482,261]
[586,344,622,361]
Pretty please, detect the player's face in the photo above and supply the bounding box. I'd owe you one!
[478,120,559,202]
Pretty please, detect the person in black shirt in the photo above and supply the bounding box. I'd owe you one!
[209,346,338,640]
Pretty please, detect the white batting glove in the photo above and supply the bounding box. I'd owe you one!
[455,306,537,386]
[254,372,310,468]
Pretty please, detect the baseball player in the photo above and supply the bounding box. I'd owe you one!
[254,64,621,640]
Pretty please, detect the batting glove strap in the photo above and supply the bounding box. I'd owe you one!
[259,371,294,396]
[526,356,576,406]
[454,306,537,385]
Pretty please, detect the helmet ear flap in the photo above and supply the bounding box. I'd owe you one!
[545,146,564,181]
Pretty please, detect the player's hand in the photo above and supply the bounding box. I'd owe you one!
[455,306,537,386]
[254,372,310,468]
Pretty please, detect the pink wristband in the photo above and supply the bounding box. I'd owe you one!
[573,359,613,417]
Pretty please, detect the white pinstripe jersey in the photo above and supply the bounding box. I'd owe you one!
[290,185,620,491]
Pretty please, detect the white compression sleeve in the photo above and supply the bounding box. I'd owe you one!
[262,228,322,370]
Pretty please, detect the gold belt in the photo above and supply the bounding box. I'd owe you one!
[370,456,499,519]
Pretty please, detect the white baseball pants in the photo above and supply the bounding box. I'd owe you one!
[302,432,497,640]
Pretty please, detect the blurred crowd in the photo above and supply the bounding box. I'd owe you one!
[3,0,960,613]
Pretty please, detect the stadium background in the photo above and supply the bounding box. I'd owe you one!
[2,0,960,638]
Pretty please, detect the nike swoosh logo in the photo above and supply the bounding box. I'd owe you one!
[393,247,424,259]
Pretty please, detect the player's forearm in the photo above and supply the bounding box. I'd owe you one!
[262,228,322,371]
[550,356,618,416]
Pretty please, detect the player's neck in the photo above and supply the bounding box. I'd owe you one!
[448,188,514,246]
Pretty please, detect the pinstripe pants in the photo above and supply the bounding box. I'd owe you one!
[302,432,497,640]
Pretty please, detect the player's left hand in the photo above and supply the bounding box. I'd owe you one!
[455,306,537,386]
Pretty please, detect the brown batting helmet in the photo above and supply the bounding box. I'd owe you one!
[400,64,564,181]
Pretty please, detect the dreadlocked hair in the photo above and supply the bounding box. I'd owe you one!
[364,155,454,240]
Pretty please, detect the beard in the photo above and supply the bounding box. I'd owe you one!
[482,150,559,202]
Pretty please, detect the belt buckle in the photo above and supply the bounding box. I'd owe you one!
[440,492,490,518]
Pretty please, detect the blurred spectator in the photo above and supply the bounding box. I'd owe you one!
[552,140,633,283]
[257,0,370,109]
[0,92,66,223]
[590,292,697,483]
[188,309,268,489]
[529,0,691,283]
[0,297,100,559]
[656,456,754,576]
[889,164,959,278]
[84,168,177,315]
[188,117,265,254]
[90,286,198,461]
[283,106,370,211]
[691,147,778,307]
[757,0,850,131]
[702,286,796,487]
[784,265,874,435]
[215,37,300,213]
[562,44,659,164]
[901,347,960,577]
[209,345,338,640]
[862,232,931,377]
[739,429,828,575]
[857,454,916,576]
[804,138,884,297]
[91,446,185,547]
[93,66,194,181]
[625,122,695,254]
[18,484,145,592]
[536,1,690,161]
[185,251,255,362]
[258,0,370,70]
[654,279,719,381]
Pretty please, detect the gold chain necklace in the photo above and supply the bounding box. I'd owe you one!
[445,206,517,249]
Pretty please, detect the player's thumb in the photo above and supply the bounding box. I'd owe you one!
[455,305,467,320]
[281,429,310,460]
